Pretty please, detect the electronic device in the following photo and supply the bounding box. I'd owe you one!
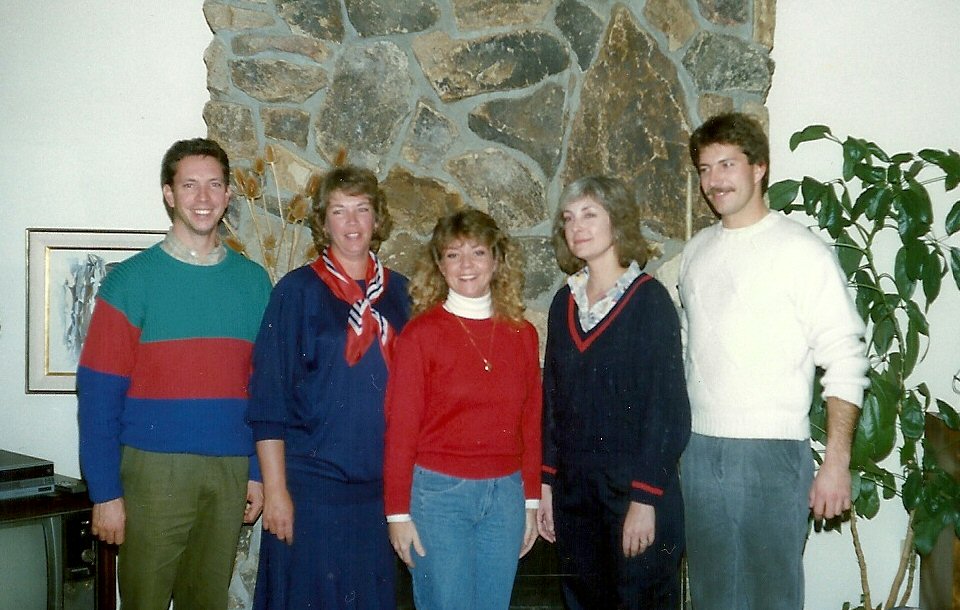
[0,467,97,610]
[0,449,55,500]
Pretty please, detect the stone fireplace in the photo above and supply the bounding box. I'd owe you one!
[199,1,776,607]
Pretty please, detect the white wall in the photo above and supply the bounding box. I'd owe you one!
[0,1,210,470]
[0,2,956,608]
[768,2,960,607]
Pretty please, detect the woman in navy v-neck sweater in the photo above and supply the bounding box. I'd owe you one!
[539,176,691,609]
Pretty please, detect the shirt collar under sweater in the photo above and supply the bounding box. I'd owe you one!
[568,260,641,332]
[443,289,493,319]
[161,230,226,266]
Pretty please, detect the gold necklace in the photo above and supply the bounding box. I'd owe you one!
[452,314,496,372]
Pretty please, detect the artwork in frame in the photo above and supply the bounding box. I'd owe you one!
[26,229,165,393]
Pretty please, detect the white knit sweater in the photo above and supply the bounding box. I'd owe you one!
[679,212,869,440]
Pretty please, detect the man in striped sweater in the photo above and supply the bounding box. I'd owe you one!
[77,138,271,610]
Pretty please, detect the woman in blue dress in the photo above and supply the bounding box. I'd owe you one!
[247,166,410,609]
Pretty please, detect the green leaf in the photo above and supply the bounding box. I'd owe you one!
[905,160,925,181]
[902,469,922,510]
[900,438,916,468]
[918,147,960,190]
[854,163,886,185]
[790,125,832,151]
[950,247,960,291]
[835,232,864,280]
[904,300,929,335]
[896,185,933,241]
[913,502,949,556]
[901,394,925,440]
[855,477,880,519]
[903,241,926,280]
[854,377,897,463]
[906,178,934,224]
[800,176,826,215]
[843,137,867,181]
[880,470,897,500]
[865,140,891,163]
[897,201,924,241]
[904,320,920,377]
[849,470,861,503]
[922,251,943,304]
[887,163,902,185]
[866,187,893,222]
[894,247,916,300]
[871,316,896,354]
[809,374,827,444]
[818,187,845,238]
[768,179,800,211]
[935,399,960,430]
[840,187,853,214]
[945,201,960,235]
[854,186,882,221]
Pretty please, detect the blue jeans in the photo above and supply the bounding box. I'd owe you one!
[408,467,525,610]
[681,433,814,610]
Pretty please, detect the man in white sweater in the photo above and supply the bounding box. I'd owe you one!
[678,112,869,610]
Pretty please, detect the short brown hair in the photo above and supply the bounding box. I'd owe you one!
[689,112,770,192]
[552,175,650,275]
[310,165,393,252]
[160,138,229,219]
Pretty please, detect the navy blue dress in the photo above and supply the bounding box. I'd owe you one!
[248,264,410,610]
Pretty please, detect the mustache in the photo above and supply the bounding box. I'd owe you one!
[706,187,734,196]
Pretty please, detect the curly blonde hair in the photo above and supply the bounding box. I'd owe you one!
[410,209,526,323]
[310,165,393,253]
[552,175,650,274]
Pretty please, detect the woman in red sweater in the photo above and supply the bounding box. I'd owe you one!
[384,209,542,609]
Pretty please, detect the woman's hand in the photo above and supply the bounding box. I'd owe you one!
[520,508,538,557]
[261,486,294,544]
[536,484,556,543]
[389,520,426,568]
[622,501,655,557]
[243,480,264,524]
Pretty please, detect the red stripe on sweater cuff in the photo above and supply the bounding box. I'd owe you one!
[631,480,664,496]
[542,465,557,475]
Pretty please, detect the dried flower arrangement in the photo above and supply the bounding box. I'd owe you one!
[221,145,319,285]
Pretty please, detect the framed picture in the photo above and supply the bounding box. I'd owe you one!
[26,229,165,393]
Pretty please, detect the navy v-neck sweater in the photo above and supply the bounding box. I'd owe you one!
[542,273,691,506]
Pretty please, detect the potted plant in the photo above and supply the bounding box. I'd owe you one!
[768,126,960,610]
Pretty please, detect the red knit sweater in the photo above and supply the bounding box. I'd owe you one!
[383,305,542,515]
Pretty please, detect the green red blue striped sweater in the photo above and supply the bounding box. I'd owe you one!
[77,244,271,503]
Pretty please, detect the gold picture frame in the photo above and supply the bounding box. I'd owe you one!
[26,229,165,393]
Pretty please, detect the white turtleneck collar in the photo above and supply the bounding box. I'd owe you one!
[443,289,493,319]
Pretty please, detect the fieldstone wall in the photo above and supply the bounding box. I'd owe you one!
[201,1,775,607]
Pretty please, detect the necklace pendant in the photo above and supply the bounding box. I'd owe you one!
[483,359,492,372]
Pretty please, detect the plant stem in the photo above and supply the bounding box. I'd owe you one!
[269,161,287,279]
[245,195,274,284]
[850,510,873,610]
[883,510,916,609]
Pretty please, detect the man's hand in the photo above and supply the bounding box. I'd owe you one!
[809,460,851,520]
[261,486,294,544]
[537,484,556,543]
[244,480,264,524]
[92,498,126,545]
[520,508,538,558]
[810,396,859,521]
[622,501,655,558]
[388,521,426,568]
